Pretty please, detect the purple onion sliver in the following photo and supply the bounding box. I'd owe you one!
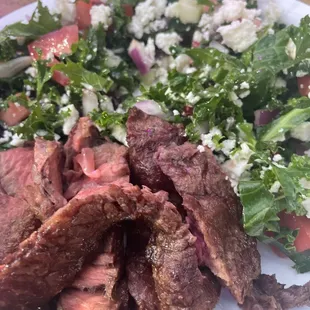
[254,109,280,126]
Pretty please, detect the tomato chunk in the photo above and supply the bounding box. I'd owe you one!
[76,0,92,30]
[28,25,79,63]
[280,213,310,252]
[28,25,79,86]
[0,102,30,127]
[297,76,310,97]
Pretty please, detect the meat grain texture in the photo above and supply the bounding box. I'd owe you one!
[0,111,307,310]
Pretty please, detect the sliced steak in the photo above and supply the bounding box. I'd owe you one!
[243,274,310,310]
[58,289,124,310]
[64,143,129,199]
[0,147,33,196]
[72,226,124,297]
[126,222,160,310]
[155,142,261,304]
[0,195,38,262]
[0,185,217,310]
[23,139,67,221]
[64,117,99,170]
[126,107,185,191]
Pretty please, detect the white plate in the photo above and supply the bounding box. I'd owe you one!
[0,1,310,309]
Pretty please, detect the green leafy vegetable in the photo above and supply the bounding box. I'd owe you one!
[260,107,310,142]
[0,0,61,43]
[52,61,114,92]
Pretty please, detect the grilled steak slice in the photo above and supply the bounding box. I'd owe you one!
[23,139,67,221]
[64,143,129,199]
[72,226,125,297]
[243,274,310,310]
[126,222,160,310]
[155,142,261,304]
[0,147,33,196]
[64,117,99,170]
[0,195,38,262]
[0,185,215,310]
[127,107,185,191]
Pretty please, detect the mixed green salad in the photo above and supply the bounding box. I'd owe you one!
[1,0,310,272]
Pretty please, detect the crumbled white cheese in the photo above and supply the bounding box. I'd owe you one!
[226,117,235,130]
[165,0,202,24]
[54,133,61,141]
[239,90,250,98]
[193,31,203,45]
[25,66,37,78]
[300,178,310,190]
[99,96,114,112]
[60,104,79,135]
[217,19,258,53]
[173,110,180,116]
[105,49,122,68]
[240,81,250,89]
[213,0,246,25]
[60,94,70,105]
[270,181,281,193]
[145,19,168,34]
[285,38,296,60]
[111,125,128,146]
[34,130,48,138]
[90,4,113,30]
[291,122,310,142]
[221,142,254,193]
[229,91,243,107]
[0,130,12,144]
[197,145,205,153]
[296,70,308,78]
[260,0,280,26]
[10,133,25,147]
[155,32,182,55]
[201,127,222,151]
[221,139,236,156]
[272,154,282,162]
[175,54,193,73]
[54,0,76,25]
[209,41,229,54]
[274,77,287,89]
[186,91,200,105]
[82,90,99,116]
[128,0,167,39]
[301,198,310,218]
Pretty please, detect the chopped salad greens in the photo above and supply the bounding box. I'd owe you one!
[1,0,310,272]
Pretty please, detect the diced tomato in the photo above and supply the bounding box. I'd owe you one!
[280,213,310,252]
[297,76,310,97]
[122,4,134,17]
[76,0,92,30]
[52,70,70,87]
[28,25,78,86]
[203,0,217,12]
[28,25,79,63]
[0,101,30,127]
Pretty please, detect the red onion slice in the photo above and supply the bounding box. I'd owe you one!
[254,109,280,126]
[128,39,154,75]
[134,100,166,118]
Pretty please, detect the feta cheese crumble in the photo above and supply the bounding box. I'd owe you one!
[155,32,182,55]
[82,90,99,116]
[217,19,258,53]
[10,133,25,147]
[285,38,297,60]
[90,4,113,30]
[270,181,281,193]
[197,145,205,153]
[291,122,310,142]
[201,127,222,151]
[128,0,167,39]
[60,104,79,135]
[165,0,203,24]
[54,0,76,25]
